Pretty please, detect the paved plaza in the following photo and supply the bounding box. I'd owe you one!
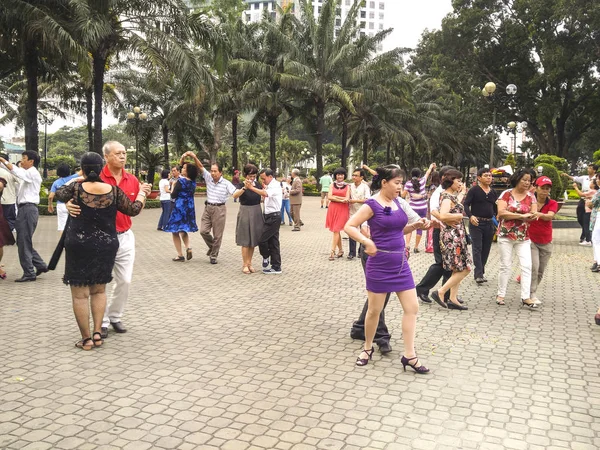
[1,197,599,450]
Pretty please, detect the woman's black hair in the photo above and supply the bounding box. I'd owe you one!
[430,171,440,186]
[185,163,199,180]
[333,167,347,177]
[441,169,463,189]
[410,168,423,193]
[243,163,259,176]
[161,169,169,179]
[56,163,71,178]
[371,165,405,191]
[509,168,533,188]
[80,152,104,182]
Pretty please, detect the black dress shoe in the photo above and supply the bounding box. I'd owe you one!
[431,291,447,308]
[100,327,108,339]
[457,297,464,304]
[378,341,392,354]
[448,301,468,310]
[210,258,218,264]
[15,276,36,283]
[36,267,49,276]
[418,292,432,303]
[110,322,127,333]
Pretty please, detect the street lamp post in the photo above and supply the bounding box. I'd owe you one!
[482,82,517,167]
[127,106,147,178]
[507,121,527,156]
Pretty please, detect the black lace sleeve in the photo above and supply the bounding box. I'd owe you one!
[115,186,143,217]
[55,183,76,203]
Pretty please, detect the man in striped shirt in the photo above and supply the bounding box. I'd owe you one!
[186,153,237,264]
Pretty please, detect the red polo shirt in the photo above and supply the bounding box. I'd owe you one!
[101,165,140,233]
[529,197,558,245]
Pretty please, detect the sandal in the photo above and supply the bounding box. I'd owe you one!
[248,266,257,273]
[172,256,185,262]
[242,266,251,274]
[337,251,344,258]
[92,332,104,348]
[75,337,93,351]
[496,297,505,305]
[0,265,6,280]
[186,248,193,260]
[329,251,335,261]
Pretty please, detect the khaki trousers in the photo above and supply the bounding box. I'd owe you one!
[200,204,227,258]
[291,204,302,228]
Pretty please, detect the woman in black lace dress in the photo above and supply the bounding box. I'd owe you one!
[55,153,146,350]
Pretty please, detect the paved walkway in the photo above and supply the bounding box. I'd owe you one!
[1,197,599,450]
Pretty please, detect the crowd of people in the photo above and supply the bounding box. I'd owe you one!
[1,143,599,364]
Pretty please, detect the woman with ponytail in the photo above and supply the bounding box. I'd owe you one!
[403,163,436,253]
[344,165,431,372]
[55,152,147,351]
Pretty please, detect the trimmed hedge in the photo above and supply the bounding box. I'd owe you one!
[537,163,563,200]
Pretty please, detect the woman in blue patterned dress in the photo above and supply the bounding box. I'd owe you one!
[164,157,199,261]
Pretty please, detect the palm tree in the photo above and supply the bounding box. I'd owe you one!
[70,0,213,154]
[234,7,297,171]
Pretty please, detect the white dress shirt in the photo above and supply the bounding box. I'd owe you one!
[349,182,371,216]
[9,165,42,205]
[574,175,591,192]
[263,178,283,214]
[0,166,19,205]
[429,185,444,212]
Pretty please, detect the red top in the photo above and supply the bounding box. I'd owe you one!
[101,165,140,233]
[528,198,558,245]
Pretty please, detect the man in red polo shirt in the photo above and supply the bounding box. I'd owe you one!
[67,141,151,337]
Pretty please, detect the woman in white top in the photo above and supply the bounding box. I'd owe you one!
[157,169,172,230]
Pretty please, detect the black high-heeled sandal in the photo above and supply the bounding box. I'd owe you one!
[172,256,185,262]
[356,347,374,366]
[401,356,430,374]
[92,332,104,347]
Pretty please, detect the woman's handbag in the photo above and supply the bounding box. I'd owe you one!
[48,216,69,270]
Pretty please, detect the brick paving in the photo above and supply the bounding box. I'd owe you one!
[1,197,599,450]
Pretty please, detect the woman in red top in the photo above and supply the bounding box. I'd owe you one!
[496,169,538,308]
[325,168,350,260]
[527,176,558,305]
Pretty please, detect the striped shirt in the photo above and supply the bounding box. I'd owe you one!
[404,176,427,210]
[203,169,236,203]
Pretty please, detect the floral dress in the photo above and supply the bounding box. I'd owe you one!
[497,189,535,241]
[439,192,472,272]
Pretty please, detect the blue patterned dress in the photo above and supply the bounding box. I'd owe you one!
[164,178,198,233]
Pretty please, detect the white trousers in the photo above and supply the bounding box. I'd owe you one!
[102,230,135,327]
[592,214,600,263]
[497,237,532,299]
[56,203,68,231]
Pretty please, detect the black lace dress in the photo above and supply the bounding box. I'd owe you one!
[55,183,143,286]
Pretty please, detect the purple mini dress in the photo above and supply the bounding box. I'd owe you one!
[365,198,415,293]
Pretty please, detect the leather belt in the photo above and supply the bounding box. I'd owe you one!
[264,212,279,217]
[475,217,492,222]
[205,201,225,206]
[17,202,35,207]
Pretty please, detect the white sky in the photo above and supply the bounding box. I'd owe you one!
[0,0,454,142]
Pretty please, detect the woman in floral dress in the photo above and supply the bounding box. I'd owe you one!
[432,169,472,310]
[496,169,538,308]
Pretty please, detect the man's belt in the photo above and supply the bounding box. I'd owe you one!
[475,217,492,222]
[17,202,35,207]
[205,201,225,206]
[264,212,279,217]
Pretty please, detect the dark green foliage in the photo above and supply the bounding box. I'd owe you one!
[533,154,568,173]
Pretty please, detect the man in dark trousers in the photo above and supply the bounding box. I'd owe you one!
[464,168,498,284]
[416,166,462,303]
[350,225,392,354]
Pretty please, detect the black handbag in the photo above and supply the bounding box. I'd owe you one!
[48,215,69,270]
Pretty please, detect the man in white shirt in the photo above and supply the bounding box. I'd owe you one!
[563,163,597,244]
[245,168,283,274]
[347,168,371,259]
[0,154,19,231]
[0,151,47,282]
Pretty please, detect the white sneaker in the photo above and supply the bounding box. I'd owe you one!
[585,241,593,247]
[579,241,587,245]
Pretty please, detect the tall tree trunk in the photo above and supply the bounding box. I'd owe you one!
[362,134,369,165]
[315,100,325,180]
[386,142,391,164]
[162,125,169,166]
[92,53,107,155]
[268,116,277,171]
[232,115,239,171]
[410,142,416,168]
[341,112,349,169]
[86,87,94,153]
[23,39,39,153]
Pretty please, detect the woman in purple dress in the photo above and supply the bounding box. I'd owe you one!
[344,165,431,372]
